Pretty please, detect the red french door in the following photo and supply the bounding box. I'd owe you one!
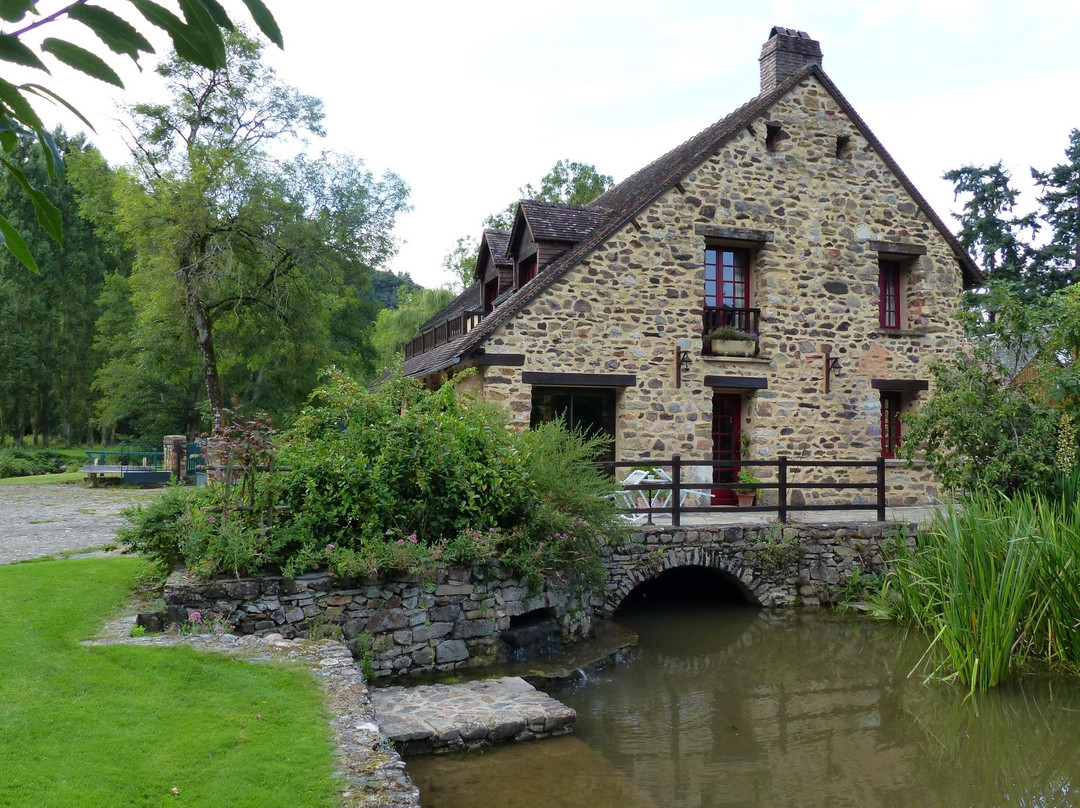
[712,393,742,505]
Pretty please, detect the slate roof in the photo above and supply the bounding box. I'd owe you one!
[483,229,512,266]
[514,200,612,243]
[404,63,984,379]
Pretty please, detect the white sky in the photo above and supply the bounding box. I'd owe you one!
[12,0,1080,288]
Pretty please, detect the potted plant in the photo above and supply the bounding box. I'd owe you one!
[734,469,761,507]
[705,326,756,356]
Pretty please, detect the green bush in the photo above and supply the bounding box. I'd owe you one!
[0,448,73,478]
[121,370,624,588]
[117,486,213,570]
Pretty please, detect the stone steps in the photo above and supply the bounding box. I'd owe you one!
[371,677,576,756]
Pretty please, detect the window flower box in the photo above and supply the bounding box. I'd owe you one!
[705,327,757,356]
[710,338,756,356]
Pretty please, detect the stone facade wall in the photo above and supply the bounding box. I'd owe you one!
[601,521,914,611]
[454,75,966,506]
[164,565,596,679]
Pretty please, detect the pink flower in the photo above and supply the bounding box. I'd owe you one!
[188,611,202,624]
[408,534,418,544]
[325,543,336,551]
[214,625,225,635]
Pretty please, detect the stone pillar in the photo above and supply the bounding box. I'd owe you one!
[163,435,187,482]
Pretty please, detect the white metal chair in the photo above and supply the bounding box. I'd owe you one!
[653,468,713,509]
[614,469,652,524]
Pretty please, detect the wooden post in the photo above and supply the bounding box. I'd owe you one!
[671,454,682,527]
[778,455,788,523]
[876,456,887,522]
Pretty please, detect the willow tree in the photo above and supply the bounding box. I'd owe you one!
[75,31,409,429]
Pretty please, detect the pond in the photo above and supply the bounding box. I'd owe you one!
[406,568,1080,808]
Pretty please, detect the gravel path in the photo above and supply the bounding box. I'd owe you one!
[0,483,161,564]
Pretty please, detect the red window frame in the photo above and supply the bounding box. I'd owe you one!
[881,391,902,458]
[519,254,538,287]
[705,248,749,309]
[879,260,901,329]
[484,278,499,313]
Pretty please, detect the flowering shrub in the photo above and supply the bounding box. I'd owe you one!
[179,609,235,635]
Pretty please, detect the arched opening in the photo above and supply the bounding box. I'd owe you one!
[615,565,761,617]
[501,607,561,662]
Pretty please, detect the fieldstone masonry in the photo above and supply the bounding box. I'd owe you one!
[601,520,913,611]
[424,70,970,507]
[164,565,596,678]
[164,520,912,677]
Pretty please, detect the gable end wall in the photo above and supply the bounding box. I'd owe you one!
[456,77,966,506]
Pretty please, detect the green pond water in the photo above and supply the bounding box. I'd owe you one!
[407,574,1080,808]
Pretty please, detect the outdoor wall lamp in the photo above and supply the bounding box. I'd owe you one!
[675,346,692,388]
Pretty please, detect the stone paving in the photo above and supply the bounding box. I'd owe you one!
[372,677,577,756]
[0,483,158,564]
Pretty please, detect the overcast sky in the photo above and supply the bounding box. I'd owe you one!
[17,0,1080,289]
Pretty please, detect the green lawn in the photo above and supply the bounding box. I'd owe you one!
[0,471,87,485]
[0,559,341,807]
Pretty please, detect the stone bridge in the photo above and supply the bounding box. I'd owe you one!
[162,519,915,680]
[598,520,914,612]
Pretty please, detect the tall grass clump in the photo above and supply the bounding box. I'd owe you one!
[878,486,1080,692]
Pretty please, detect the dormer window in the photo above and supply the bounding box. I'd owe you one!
[519,254,538,287]
[484,278,499,313]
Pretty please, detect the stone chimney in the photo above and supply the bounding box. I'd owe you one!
[759,26,822,94]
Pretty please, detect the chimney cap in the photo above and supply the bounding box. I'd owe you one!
[767,26,815,40]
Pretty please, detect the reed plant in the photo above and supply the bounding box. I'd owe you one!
[878,486,1080,692]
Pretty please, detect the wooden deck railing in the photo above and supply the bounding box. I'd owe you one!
[606,455,888,525]
[404,308,486,360]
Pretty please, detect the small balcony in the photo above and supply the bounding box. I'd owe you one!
[404,308,486,360]
[703,306,761,356]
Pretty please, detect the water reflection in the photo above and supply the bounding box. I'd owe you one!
[409,596,1080,807]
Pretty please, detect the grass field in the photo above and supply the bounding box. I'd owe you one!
[0,559,341,808]
[0,471,87,485]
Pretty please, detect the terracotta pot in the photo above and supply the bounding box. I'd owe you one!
[736,492,755,507]
[711,339,755,356]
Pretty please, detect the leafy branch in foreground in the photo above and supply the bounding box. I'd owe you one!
[0,0,281,272]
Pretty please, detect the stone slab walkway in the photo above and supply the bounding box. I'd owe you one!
[372,677,576,756]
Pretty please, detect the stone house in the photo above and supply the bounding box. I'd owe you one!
[402,27,982,506]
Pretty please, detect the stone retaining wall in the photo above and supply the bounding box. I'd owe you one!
[164,565,596,679]
[601,521,914,611]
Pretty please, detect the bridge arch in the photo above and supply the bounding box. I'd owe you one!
[615,564,761,614]
[600,543,779,616]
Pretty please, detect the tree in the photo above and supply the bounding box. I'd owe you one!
[370,286,455,373]
[443,159,614,288]
[74,32,409,432]
[900,283,1080,496]
[522,159,614,207]
[368,269,420,310]
[0,129,118,446]
[1032,128,1080,283]
[0,0,282,273]
[441,235,477,290]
